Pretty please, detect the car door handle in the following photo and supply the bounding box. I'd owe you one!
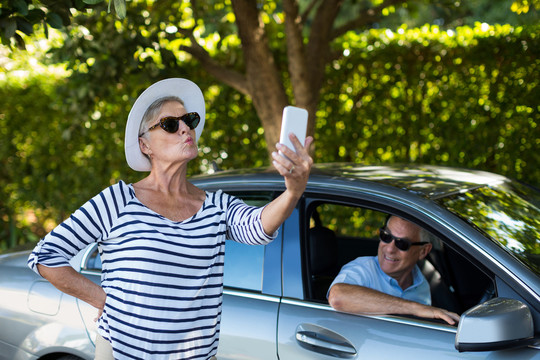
[295,324,357,357]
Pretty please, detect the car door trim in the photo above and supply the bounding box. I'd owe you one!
[223,288,281,303]
[281,298,457,334]
[79,243,99,275]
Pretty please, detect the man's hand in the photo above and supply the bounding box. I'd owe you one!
[417,305,460,325]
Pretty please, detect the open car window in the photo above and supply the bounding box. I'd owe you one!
[304,201,495,318]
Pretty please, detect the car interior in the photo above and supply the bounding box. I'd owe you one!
[305,202,495,317]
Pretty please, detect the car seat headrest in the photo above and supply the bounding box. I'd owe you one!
[308,212,338,275]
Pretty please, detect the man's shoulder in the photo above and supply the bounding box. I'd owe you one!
[330,255,386,290]
[344,255,378,268]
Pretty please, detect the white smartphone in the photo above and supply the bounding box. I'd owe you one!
[279,106,308,158]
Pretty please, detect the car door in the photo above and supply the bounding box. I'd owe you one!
[212,191,282,360]
[276,194,540,359]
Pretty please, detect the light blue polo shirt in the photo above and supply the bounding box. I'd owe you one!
[328,256,431,305]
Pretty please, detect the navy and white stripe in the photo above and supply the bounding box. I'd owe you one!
[28,181,275,359]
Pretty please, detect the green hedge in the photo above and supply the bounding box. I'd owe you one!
[317,23,539,185]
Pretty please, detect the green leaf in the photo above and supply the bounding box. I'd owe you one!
[16,17,34,35]
[74,0,89,10]
[12,0,29,17]
[45,12,63,29]
[14,32,25,49]
[55,8,72,27]
[3,18,17,39]
[113,0,126,19]
[26,8,46,23]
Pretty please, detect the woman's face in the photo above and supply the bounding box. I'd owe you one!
[140,101,199,167]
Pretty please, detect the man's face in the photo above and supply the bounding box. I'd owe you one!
[377,217,431,283]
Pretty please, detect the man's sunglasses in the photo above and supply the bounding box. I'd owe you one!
[379,227,429,251]
[141,112,200,135]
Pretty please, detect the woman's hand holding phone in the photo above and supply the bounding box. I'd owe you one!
[272,106,313,197]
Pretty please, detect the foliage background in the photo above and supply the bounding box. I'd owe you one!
[0,17,539,252]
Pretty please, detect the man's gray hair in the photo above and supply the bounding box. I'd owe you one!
[419,228,431,243]
[388,215,441,248]
[420,227,444,250]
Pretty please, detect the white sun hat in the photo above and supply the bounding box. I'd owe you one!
[124,78,206,172]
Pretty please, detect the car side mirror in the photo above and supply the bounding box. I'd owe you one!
[455,297,534,352]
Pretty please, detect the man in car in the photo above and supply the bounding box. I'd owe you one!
[327,215,460,325]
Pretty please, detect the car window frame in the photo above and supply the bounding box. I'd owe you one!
[80,243,100,275]
[290,191,503,324]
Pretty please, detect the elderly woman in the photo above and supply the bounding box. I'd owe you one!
[28,78,313,360]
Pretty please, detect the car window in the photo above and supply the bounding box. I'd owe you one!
[223,193,274,292]
[223,240,265,291]
[306,203,386,301]
[305,201,495,317]
[436,181,540,276]
[311,203,386,264]
[83,246,102,272]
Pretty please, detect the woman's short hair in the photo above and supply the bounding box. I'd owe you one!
[138,96,185,137]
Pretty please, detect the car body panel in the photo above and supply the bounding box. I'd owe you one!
[277,299,461,359]
[0,252,94,360]
[218,291,280,360]
[277,299,539,359]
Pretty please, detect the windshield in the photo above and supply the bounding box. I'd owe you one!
[437,180,540,276]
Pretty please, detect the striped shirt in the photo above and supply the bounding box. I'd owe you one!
[28,181,276,359]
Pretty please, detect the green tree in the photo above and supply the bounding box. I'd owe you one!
[7,0,535,155]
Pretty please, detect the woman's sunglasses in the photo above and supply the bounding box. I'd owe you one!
[142,112,200,135]
[379,227,429,251]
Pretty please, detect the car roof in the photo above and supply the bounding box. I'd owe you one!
[192,163,509,199]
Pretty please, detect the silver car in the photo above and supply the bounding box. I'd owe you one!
[1,164,539,359]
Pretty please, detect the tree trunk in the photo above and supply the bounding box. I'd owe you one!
[191,0,345,155]
[231,0,289,156]
[283,0,317,138]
